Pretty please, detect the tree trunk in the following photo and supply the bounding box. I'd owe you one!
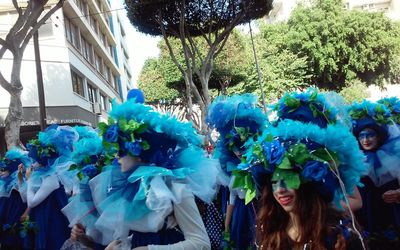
[5,90,23,149]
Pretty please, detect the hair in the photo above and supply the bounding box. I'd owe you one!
[256,182,346,250]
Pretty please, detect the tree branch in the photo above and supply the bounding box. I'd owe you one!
[12,0,22,16]
[20,0,64,52]
[0,71,13,94]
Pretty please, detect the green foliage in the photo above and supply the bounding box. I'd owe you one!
[227,22,310,101]
[138,58,180,104]
[286,0,399,89]
[138,30,251,102]
[339,79,370,104]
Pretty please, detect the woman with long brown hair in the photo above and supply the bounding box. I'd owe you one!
[236,119,367,250]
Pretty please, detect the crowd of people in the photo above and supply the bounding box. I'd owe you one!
[0,88,399,250]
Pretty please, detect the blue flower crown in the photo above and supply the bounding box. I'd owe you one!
[0,148,32,173]
[207,94,266,153]
[273,88,345,128]
[99,100,202,162]
[26,138,58,167]
[378,97,400,124]
[237,120,365,206]
[69,126,106,180]
[349,100,392,125]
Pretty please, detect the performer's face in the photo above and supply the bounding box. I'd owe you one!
[117,154,141,172]
[358,128,379,151]
[272,179,297,213]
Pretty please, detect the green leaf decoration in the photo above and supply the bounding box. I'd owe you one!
[141,140,150,150]
[265,133,274,142]
[107,117,115,125]
[283,95,301,110]
[277,155,291,169]
[232,170,256,204]
[272,169,301,190]
[98,122,108,134]
[309,90,318,100]
[68,164,77,171]
[136,123,148,134]
[288,143,310,165]
[77,172,85,181]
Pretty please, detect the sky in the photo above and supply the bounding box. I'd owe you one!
[116,0,160,87]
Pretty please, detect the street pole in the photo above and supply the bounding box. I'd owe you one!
[33,30,47,131]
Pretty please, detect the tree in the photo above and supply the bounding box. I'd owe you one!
[138,30,249,129]
[227,22,310,101]
[286,0,399,89]
[0,0,64,149]
[125,0,273,134]
[339,79,370,104]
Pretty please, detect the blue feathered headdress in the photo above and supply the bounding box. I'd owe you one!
[349,100,392,142]
[238,120,366,206]
[70,126,105,180]
[98,99,202,164]
[206,94,267,172]
[0,147,31,173]
[273,88,346,128]
[378,97,400,125]
[26,125,78,166]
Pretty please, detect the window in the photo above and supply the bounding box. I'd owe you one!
[65,16,72,42]
[100,93,107,110]
[109,45,114,58]
[95,53,102,72]
[70,22,80,49]
[104,66,110,82]
[90,13,98,34]
[71,70,85,97]
[87,83,97,103]
[81,36,93,63]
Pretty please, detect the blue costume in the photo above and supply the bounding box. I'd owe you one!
[206,94,267,249]
[350,100,400,250]
[24,125,78,249]
[64,99,223,249]
[0,148,31,249]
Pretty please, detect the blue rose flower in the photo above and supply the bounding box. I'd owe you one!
[262,140,285,165]
[301,161,328,181]
[124,141,142,156]
[104,125,119,143]
[393,104,400,113]
[82,164,99,178]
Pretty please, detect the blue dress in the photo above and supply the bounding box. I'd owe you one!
[0,189,27,249]
[24,185,71,250]
[230,198,256,250]
[356,177,400,250]
[130,224,184,248]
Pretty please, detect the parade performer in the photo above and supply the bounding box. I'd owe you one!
[238,119,366,249]
[206,94,267,249]
[24,125,78,249]
[61,125,110,249]
[0,147,31,249]
[350,100,400,249]
[85,99,222,250]
[271,88,362,212]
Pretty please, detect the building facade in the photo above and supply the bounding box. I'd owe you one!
[0,0,133,150]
